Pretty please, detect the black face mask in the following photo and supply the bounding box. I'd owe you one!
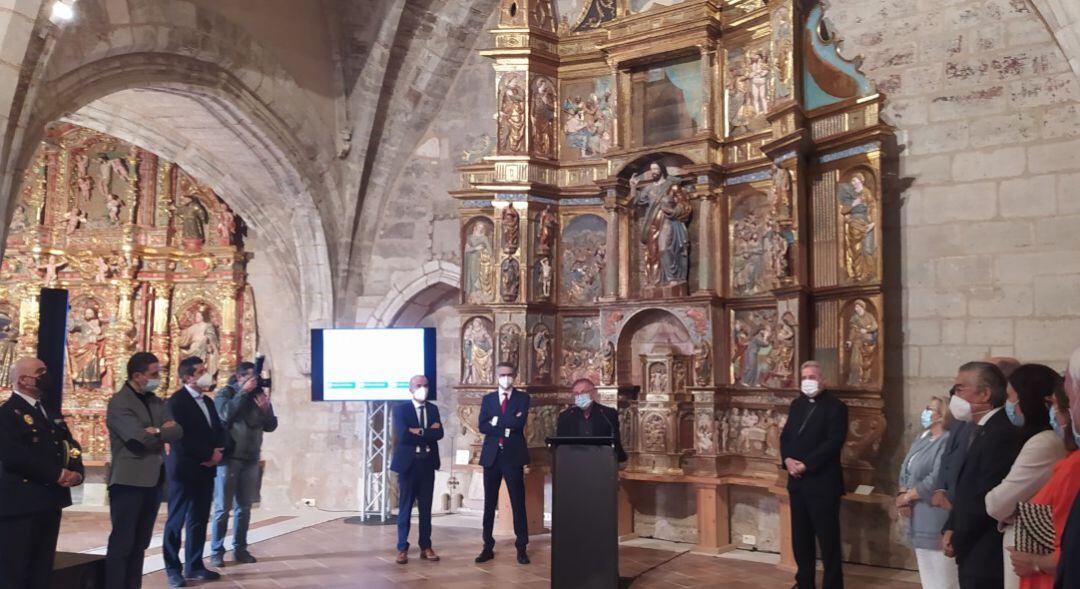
[34,373,54,394]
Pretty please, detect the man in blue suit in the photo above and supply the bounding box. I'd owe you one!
[475,362,531,565]
[390,374,444,565]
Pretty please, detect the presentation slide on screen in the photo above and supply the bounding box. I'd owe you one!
[321,329,426,401]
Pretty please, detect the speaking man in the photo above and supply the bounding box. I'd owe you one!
[476,362,531,565]
[163,356,227,587]
[105,352,184,589]
[555,378,626,463]
[780,360,848,589]
[389,375,444,564]
[0,357,84,589]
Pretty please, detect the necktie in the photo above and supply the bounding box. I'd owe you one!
[967,423,980,449]
[418,404,427,454]
[34,401,48,421]
[500,393,509,447]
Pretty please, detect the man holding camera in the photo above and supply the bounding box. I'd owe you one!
[209,360,277,567]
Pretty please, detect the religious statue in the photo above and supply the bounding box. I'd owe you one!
[463,318,494,384]
[538,207,557,256]
[749,51,771,115]
[10,205,28,232]
[76,174,93,203]
[530,0,554,30]
[718,414,730,453]
[179,195,209,243]
[531,76,557,158]
[106,193,124,225]
[600,340,615,385]
[74,152,89,180]
[94,257,111,283]
[65,207,88,234]
[630,162,691,288]
[839,172,876,282]
[217,209,236,245]
[497,74,527,153]
[464,222,496,304]
[769,164,793,219]
[845,299,879,387]
[768,312,797,387]
[537,256,553,300]
[642,412,667,452]
[68,306,106,387]
[0,311,19,386]
[740,326,771,387]
[38,255,67,287]
[532,326,551,381]
[178,304,221,377]
[693,341,711,386]
[648,363,668,395]
[96,155,129,199]
[499,324,522,375]
[563,88,614,158]
[501,206,520,254]
[696,416,714,454]
[500,257,520,302]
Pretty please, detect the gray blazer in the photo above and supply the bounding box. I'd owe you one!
[899,429,951,549]
[106,384,184,487]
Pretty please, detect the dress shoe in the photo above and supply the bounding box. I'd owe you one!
[166,570,186,587]
[396,550,408,565]
[208,552,225,568]
[234,550,257,564]
[517,551,530,565]
[420,548,440,561]
[185,568,221,581]
[475,550,495,563]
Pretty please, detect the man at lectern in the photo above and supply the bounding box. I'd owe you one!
[556,378,627,463]
[476,362,532,565]
[389,374,444,565]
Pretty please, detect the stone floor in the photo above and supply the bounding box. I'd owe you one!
[122,518,921,589]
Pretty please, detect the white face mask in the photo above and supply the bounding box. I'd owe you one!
[412,386,428,402]
[949,394,973,422]
[574,393,593,410]
[196,372,214,390]
[498,375,514,390]
[800,379,820,398]
[143,378,161,393]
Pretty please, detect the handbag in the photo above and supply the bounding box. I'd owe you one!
[1014,501,1055,555]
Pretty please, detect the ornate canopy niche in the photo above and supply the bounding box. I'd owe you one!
[452,0,892,558]
[0,124,257,462]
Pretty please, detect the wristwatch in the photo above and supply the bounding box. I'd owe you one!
[150,427,161,435]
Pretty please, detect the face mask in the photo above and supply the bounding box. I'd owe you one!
[196,373,214,389]
[920,409,934,429]
[34,374,50,392]
[1050,405,1065,439]
[574,393,593,410]
[498,376,514,390]
[1005,400,1024,427]
[800,379,820,398]
[413,386,428,402]
[949,394,973,422]
[143,378,161,393]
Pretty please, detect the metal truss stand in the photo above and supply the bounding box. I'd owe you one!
[345,400,394,525]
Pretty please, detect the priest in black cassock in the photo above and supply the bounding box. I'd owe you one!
[556,378,627,463]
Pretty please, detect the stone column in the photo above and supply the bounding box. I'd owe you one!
[695,191,713,293]
[603,201,619,299]
[110,280,139,392]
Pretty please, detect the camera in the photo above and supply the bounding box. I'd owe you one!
[254,352,272,389]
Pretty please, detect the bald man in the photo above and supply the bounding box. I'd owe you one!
[389,375,444,564]
[0,357,84,589]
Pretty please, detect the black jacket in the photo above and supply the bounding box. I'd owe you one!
[933,419,973,502]
[943,409,1021,563]
[779,391,848,497]
[478,389,531,468]
[165,387,227,482]
[555,403,626,463]
[0,393,84,516]
[390,401,444,473]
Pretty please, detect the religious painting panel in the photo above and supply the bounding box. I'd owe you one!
[498,323,524,380]
[528,320,554,384]
[555,0,587,33]
[560,315,602,385]
[64,133,133,231]
[729,303,797,390]
[718,405,786,457]
[725,41,773,137]
[839,296,882,390]
[559,214,607,304]
[462,316,495,386]
[531,75,558,159]
[560,76,616,162]
[728,182,794,297]
[810,162,881,288]
[631,56,703,146]
[496,72,528,155]
[463,217,497,304]
[172,298,224,381]
[66,294,111,391]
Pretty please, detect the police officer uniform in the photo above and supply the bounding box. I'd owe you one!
[0,391,85,589]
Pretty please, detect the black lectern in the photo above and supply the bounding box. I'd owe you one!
[548,436,618,589]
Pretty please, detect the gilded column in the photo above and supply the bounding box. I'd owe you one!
[151,282,174,390]
[603,200,619,299]
[698,42,716,133]
[110,280,139,393]
[16,284,40,359]
[217,281,241,379]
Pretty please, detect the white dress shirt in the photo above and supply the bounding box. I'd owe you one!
[185,385,213,426]
[977,406,1002,426]
[412,399,428,429]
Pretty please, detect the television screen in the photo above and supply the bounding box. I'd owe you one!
[311,328,436,402]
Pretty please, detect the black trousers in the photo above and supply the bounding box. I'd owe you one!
[482,451,528,551]
[790,490,844,589]
[163,477,214,574]
[396,453,436,552]
[106,482,164,589]
[0,508,62,589]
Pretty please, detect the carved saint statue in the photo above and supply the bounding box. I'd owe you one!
[68,306,106,387]
[10,205,28,233]
[179,195,209,242]
[718,413,730,453]
[497,75,527,153]
[768,312,797,387]
[694,341,712,386]
[464,222,496,304]
[106,193,124,225]
[179,304,221,377]
[839,172,876,282]
[600,341,615,385]
[696,416,715,454]
[537,256,553,300]
[38,255,67,287]
[217,209,236,245]
[769,164,793,219]
[531,77,557,158]
[0,312,18,386]
[740,326,771,387]
[463,319,494,385]
[532,326,551,381]
[499,324,522,375]
[65,208,88,235]
[845,299,879,387]
[500,257,520,302]
[630,162,691,287]
[538,207,557,256]
[501,206,520,254]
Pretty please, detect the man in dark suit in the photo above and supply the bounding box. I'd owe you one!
[105,352,184,589]
[0,357,84,589]
[389,374,444,565]
[476,362,531,565]
[931,385,970,511]
[163,356,227,587]
[555,378,626,463]
[779,360,848,589]
[942,361,1021,589]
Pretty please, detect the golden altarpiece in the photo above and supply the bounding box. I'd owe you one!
[0,124,257,464]
[452,0,892,556]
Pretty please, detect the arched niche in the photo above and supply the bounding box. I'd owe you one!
[614,308,694,388]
